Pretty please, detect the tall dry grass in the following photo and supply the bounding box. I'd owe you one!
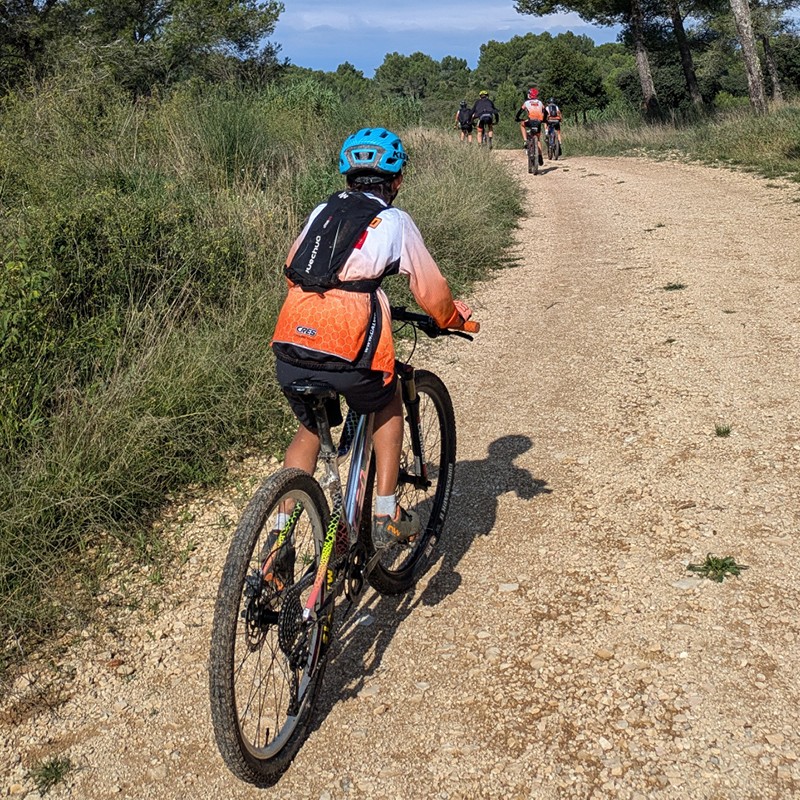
[566,102,800,181]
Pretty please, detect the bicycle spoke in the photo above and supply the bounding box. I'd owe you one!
[209,470,331,785]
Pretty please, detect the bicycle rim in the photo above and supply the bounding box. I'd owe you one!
[365,370,456,595]
[209,469,330,786]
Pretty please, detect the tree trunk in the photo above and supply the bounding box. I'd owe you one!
[668,0,704,109]
[760,33,783,102]
[729,0,768,114]
[630,0,660,118]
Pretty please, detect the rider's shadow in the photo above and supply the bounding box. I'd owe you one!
[309,434,549,724]
[417,433,549,605]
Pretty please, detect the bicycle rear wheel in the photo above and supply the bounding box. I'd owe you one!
[547,130,557,160]
[527,135,536,174]
[364,370,456,595]
[209,468,330,786]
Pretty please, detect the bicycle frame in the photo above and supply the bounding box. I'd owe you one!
[300,365,423,621]
[547,124,557,154]
[526,123,541,145]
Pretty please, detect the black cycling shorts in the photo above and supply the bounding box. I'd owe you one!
[548,121,561,131]
[460,123,474,132]
[477,114,494,129]
[276,360,398,432]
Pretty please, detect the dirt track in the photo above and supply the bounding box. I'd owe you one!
[3,152,800,800]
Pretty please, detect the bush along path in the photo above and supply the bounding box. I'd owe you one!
[2,153,800,799]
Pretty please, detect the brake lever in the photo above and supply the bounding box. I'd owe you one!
[418,322,441,339]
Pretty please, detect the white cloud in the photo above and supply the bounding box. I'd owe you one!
[279,2,581,33]
[271,1,615,75]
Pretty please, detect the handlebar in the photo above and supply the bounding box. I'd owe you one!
[390,306,480,341]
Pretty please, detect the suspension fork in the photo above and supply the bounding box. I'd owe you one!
[398,363,426,482]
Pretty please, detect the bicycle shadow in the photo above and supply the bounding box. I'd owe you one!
[306,434,549,733]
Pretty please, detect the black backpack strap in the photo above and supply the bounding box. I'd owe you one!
[285,191,386,293]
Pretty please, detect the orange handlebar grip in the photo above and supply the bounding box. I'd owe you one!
[463,320,480,333]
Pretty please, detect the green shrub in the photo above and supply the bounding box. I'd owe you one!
[0,70,521,663]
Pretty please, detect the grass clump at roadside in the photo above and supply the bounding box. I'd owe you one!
[0,68,521,671]
[28,755,73,796]
[565,102,800,182]
[687,554,748,582]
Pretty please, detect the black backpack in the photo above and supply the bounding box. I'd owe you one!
[457,107,472,125]
[285,191,386,293]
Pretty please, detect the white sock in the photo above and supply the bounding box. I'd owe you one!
[375,494,397,518]
[274,512,290,530]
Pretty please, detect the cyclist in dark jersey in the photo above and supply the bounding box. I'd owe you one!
[470,91,500,147]
[455,100,474,143]
[545,97,563,154]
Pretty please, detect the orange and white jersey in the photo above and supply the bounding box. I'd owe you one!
[272,193,465,382]
[522,99,545,121]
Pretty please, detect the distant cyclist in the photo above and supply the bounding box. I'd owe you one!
[454,100,474,143]
[515,87,547,165]
[471,90,500,148]
[545,97,563,154]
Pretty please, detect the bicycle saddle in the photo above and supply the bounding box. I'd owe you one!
[285,379,338,400]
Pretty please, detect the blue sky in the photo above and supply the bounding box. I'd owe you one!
[271,2,621,77]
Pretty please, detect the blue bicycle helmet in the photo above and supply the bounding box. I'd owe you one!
[339,128,408,177]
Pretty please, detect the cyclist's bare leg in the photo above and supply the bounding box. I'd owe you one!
[519,122,527,144]
[282,385,402,498]
[283,424,321,475]
[372,384,403,497]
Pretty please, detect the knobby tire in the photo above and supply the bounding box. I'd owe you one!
[209,468,330,786]
[527,135,539,175]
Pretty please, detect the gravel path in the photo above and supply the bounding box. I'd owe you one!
[3,153,800,800]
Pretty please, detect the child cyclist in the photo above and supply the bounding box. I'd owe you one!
[271,128,473,548]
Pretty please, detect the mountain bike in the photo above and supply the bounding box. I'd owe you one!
[477,114,495,149]
[525,120,542,175]
[208,307,479,787]
[546,122,560,161]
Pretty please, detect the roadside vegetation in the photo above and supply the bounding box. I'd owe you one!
[0,69,520,670]
[566,102,800,182]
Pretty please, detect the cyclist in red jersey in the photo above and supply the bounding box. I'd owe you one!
[515,87,548,165]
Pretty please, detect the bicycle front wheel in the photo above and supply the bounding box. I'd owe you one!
[209,468,330,786]
[365,370,456,595]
